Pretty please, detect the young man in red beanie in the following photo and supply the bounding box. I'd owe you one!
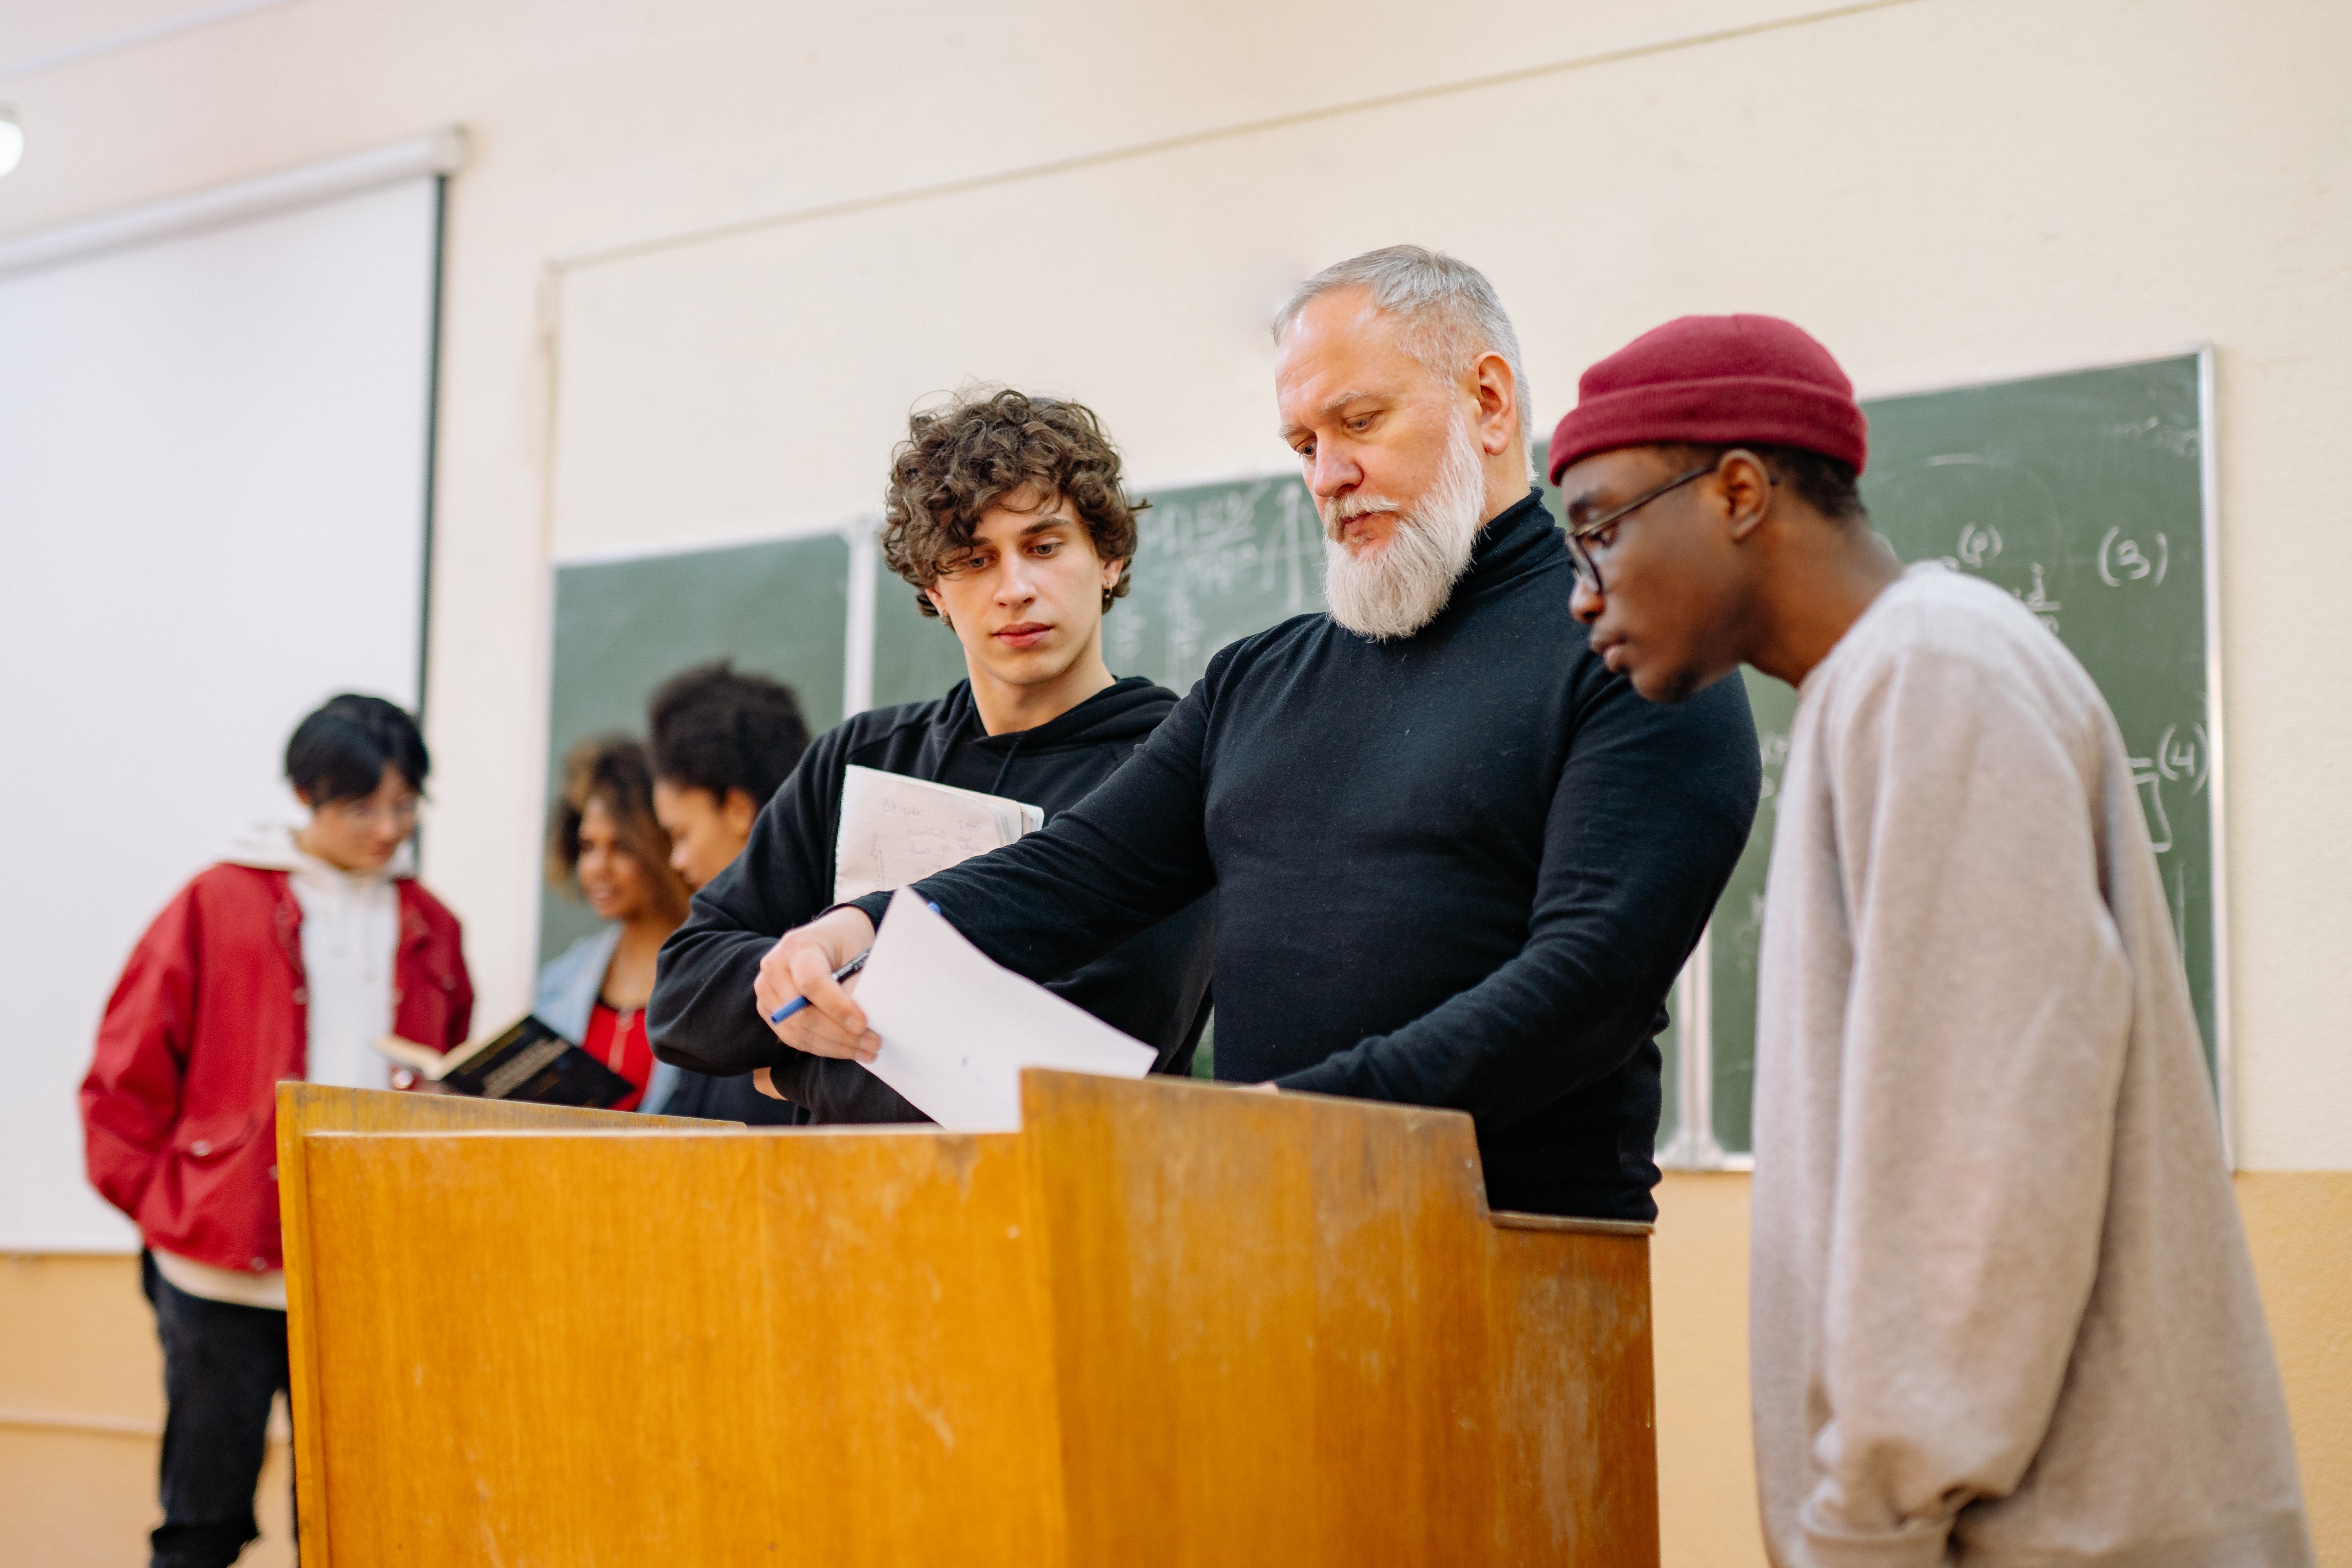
[1552,315,2309,1568]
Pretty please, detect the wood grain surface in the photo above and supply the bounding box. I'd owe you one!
[1021,1071,1657,1568]
[278,1075,1656,1566]
[274,1085,733,1567]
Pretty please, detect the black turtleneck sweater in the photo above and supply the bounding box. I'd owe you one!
[848,490,1758,1220]
[649,676,1216,1122]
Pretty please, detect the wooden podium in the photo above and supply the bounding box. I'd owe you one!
[277,1073,1658,1566]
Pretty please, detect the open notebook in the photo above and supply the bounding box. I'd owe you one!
[832,764,1044,904]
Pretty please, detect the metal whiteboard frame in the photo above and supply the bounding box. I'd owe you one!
[1659,344,2232,1171]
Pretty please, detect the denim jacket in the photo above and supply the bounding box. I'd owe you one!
[534,925,680,1115]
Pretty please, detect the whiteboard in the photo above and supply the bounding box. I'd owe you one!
[0,175,440,1250]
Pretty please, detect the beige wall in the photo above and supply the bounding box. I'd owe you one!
[1648,1173,2352,1568]
[0,1254,293,1567]
[4,0,2347,1561]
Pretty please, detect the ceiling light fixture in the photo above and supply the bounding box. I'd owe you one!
[0,106,22,178]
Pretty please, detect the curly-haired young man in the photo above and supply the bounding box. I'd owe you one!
[648,389,1215,1122]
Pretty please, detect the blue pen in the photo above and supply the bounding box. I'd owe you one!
[767,902,937,1025]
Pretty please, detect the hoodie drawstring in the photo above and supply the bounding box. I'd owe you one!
[988,730,1028,798]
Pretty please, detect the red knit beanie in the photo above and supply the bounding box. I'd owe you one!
[1546,314,1867,484]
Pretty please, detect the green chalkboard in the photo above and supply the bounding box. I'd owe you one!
[539,534,849,965]
[1102,475,1327,696]
[542,357,2216,1157]
[871,563,971,710]
[1702,354,2217,1155]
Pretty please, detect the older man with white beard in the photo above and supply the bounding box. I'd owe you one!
[757,247,1759,1220]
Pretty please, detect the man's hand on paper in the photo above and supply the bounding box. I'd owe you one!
[756,906,880,1063]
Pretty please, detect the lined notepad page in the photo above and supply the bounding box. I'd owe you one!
[832,765,1045,904]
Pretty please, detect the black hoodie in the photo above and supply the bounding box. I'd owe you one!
[648,676,1216,1122]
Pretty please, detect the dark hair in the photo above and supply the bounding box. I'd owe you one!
[547,736,692,923]
[285,694,429,806]
[647,662,811,806]
[880,387,1145,619]
[1656,442,1868,521]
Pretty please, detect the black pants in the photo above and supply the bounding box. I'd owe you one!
[140,1251,293,1568]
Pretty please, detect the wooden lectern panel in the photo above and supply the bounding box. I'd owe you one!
[280,1076,1656,1566]
[1022,1071,1655,1567]
[275,1087,727,1566]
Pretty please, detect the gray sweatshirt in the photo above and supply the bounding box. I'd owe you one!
[1749,565,2309,1568]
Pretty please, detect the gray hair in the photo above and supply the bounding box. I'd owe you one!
[1272,245,1534,449]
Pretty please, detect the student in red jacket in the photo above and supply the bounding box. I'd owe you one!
[81,694,472,1568]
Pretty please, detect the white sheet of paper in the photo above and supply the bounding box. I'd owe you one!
[854,887,1155,1132]
[832,764,1045,904]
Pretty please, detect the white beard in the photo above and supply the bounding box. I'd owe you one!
[1319,417,1487,642]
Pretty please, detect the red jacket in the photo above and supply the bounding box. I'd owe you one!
[80,862,473,1274]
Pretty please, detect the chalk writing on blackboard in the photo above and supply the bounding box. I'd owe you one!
[2129,754,2174,854]
[2098,527,2169,586]
[2155,723,2209,794]
[2016,562,2061,633]
[1754,730,1791,803]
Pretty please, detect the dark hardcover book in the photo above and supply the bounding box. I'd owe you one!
[375,1015,636,1109]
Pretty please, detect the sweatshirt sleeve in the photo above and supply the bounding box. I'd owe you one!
[80,882,201,1222]
[647,731,850,1082]
[849,678,1220,981]
[1274,665,1758,1122]
[1792,642,2133,1567]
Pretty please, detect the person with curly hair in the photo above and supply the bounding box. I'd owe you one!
[648,388,1215,1122]
[640,661,811,1124]
[537,736,694,1112]
[646,661,811,891]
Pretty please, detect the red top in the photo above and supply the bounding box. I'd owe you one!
[582,1001,653,1112]
[81,864,474,1274]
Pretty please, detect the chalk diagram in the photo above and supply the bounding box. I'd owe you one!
[1113,478,1320,691]
[2127,722,2208,856]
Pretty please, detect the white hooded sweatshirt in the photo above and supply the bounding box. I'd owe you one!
[152,822,413,1310]
[222,820,411,1093]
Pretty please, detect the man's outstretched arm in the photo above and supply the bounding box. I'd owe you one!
[756,680,1222,1057]
[1277,666,1759,1122]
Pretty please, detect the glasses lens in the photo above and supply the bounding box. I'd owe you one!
[1567,534,1600,594]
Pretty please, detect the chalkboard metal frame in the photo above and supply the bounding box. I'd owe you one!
[2197,344,2232,1161]
[1661,344,2232,1170]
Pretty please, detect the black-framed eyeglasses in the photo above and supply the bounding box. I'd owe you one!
[1564,463,1716,596]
